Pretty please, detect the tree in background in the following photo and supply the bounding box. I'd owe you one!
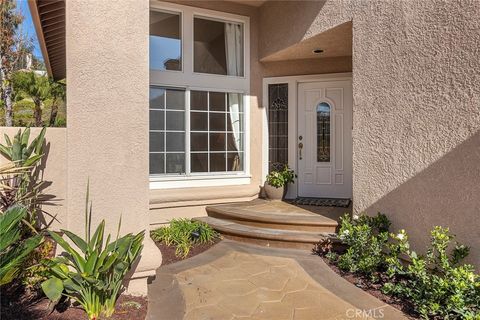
[13,71,50,126]
[0,0,31,126]
[48,79,65,126]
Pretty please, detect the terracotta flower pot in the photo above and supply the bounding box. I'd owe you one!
[264,183,286,201]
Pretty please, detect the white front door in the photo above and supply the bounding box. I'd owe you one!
[297,80,352,198]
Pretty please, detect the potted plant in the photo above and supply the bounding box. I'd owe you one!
[264,165,296,200]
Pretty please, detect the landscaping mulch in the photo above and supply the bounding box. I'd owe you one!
[319,256,419,319]
[0,282,147,320]
[156,239,222,266]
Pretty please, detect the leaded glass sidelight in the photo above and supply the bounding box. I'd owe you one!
[317,102,331,162]
[268,84,288,172]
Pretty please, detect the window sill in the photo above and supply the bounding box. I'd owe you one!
[149,174,251,189]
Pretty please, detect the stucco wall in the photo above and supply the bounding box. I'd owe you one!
[66,0,161,293]
[259,0,480,266]
[262,56,352,77]
[0,127,67,230]
[351,0,480,266]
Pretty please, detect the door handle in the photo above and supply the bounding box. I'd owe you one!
[298,142,303,160]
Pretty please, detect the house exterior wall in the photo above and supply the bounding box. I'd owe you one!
[65,0,161,294]
[351,0,480,267]
[0,127,67,230]
[259,0,480,266]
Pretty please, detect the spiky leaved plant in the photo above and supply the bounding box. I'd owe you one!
[41,183,144,320]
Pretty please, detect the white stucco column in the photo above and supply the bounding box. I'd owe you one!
[65,0,161,295]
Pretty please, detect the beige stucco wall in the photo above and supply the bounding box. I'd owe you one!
[259,0,480,267]
[351,0,480,267]
[0,127,67,230]
[66,0,161,294]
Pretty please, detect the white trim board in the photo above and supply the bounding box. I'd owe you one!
[262,73,352,199]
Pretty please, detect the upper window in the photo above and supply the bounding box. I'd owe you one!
[316,102,331,162]
[194,17,244,77]
[150,10,182,71]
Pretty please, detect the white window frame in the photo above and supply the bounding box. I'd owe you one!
[149,1,251,189]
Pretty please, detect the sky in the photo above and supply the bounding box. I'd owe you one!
[18,0,43,61]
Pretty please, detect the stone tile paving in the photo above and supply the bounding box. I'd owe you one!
[147,240,408,320]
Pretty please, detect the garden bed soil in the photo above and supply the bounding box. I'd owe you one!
[319,256,419,319]
[0,282,147,320]
[156,239,222,266]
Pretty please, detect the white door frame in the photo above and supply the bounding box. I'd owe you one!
[262,72,352,199]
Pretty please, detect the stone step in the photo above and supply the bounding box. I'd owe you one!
[194,216,338,250]
[205,205,338,233]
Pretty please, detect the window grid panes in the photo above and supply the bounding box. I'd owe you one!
[149,88,186,175]
[190,90,244,173]
[149,87,244,176]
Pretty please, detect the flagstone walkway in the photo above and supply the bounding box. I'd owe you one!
[147,240,408,320]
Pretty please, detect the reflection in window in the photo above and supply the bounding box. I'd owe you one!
[194,17,244,76]
[190,90,244,173]
[317,102,330,162]
[268,83,288,172]
[150,10,182,71]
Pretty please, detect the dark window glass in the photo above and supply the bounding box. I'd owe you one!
[193,17,244,76]
[317,102,331,162]
[268,83,288,172]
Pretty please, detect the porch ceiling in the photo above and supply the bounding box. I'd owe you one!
[261,21,352,62]
[28,0,66,80]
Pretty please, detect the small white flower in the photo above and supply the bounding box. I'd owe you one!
[342,229,350,236]
[397,233,405,240]
[352,214,359,220]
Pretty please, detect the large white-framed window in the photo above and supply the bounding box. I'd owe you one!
[149,1,250,189]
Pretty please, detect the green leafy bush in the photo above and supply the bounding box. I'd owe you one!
[151,218,218,259]
[332,214,480,319]
[386,227,480,319]
[0,205,43,285]
[265,165,296,188]
[335,213,390,279]
[41,187,144,320]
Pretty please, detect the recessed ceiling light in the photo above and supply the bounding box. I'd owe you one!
[313,49,324,54]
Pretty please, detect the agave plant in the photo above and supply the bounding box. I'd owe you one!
[0,205,43,285]
[0,127,46,167]
[0,128,47,230]
[42,185,144,320]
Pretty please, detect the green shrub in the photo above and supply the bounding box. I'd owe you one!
[151,218,218,259]
[0,205,43,285]
[388,227,480,319]
[335,213,390,279]
[265,165,296,188]
[41,186,144,320]
[334,213,480,319]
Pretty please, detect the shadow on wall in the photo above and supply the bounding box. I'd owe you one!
[36,140,63,228]
[365,130,480,267]
[259,0,327,59]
